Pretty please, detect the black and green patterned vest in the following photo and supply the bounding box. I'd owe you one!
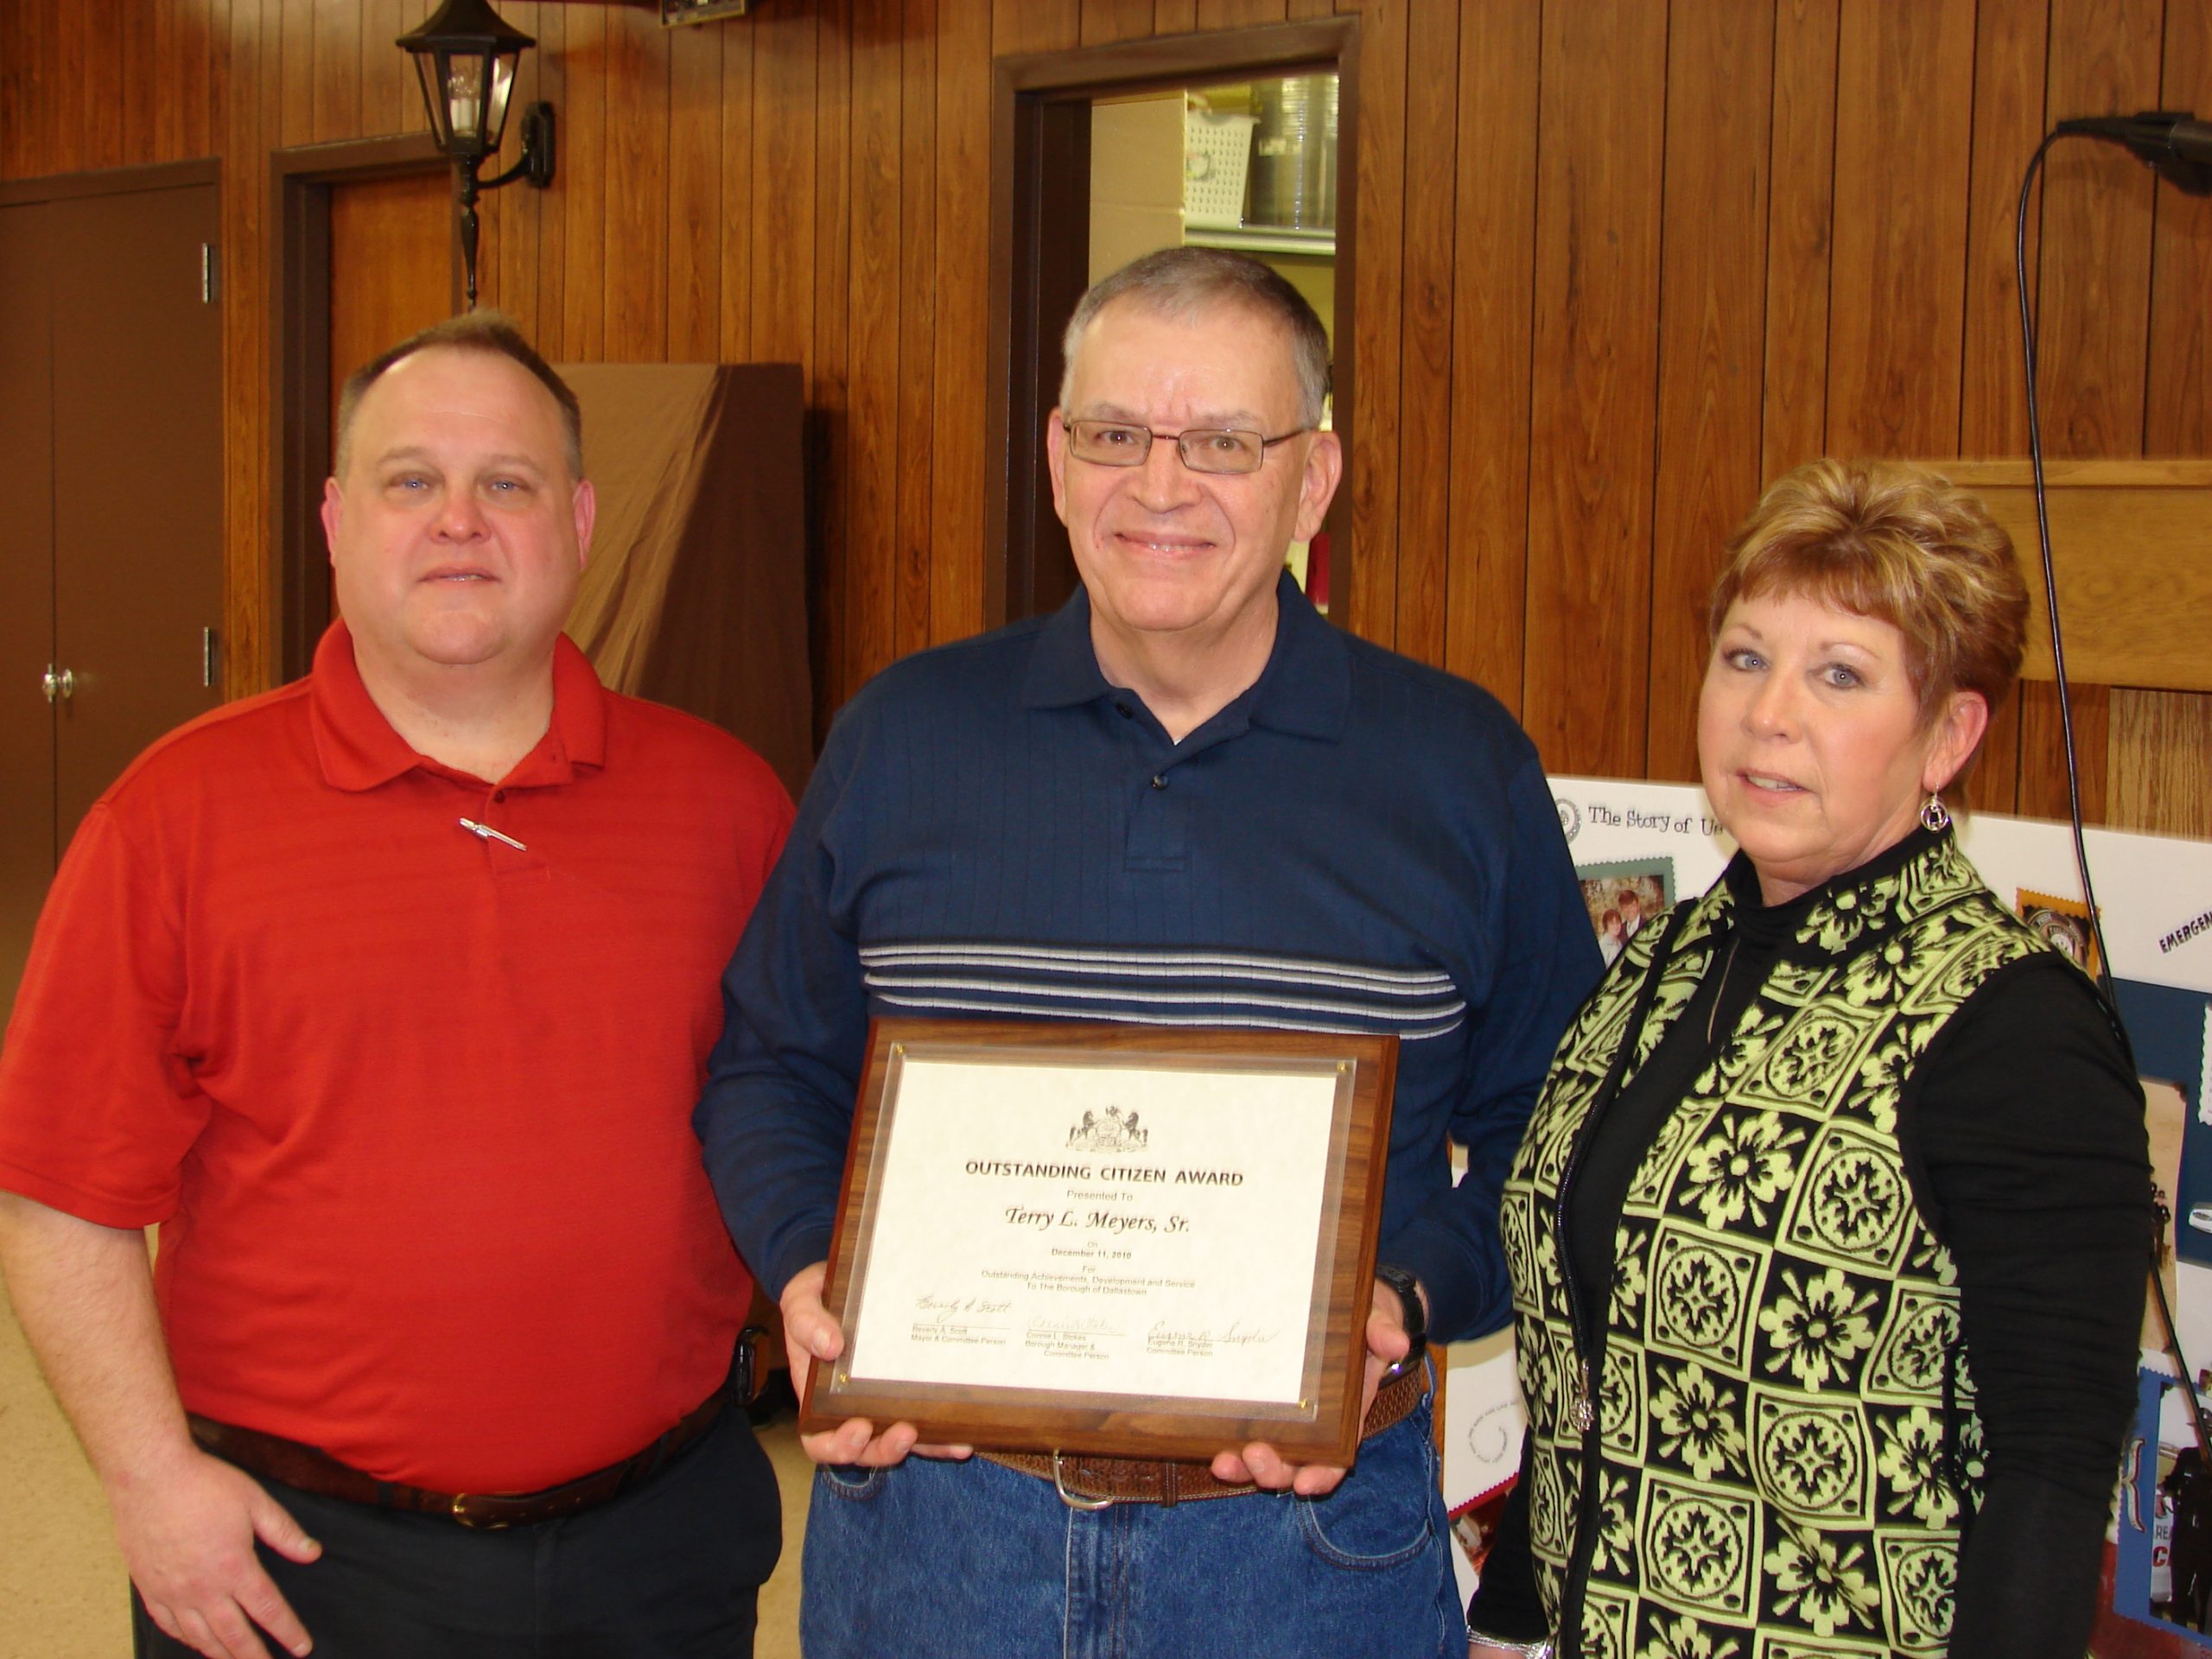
[1502,833,2053,1658]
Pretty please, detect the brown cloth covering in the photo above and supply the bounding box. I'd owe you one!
[559,362,813,800]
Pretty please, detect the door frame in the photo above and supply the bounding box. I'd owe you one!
[986,18,1360,626]
[270,135,456,683]
[0,156,221,208]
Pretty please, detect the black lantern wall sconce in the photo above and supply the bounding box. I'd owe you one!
[397,0,556,309]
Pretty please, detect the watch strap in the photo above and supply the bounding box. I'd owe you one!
[1373,1262,1427,1370]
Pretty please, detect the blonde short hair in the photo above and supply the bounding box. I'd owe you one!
[1707,459,2029,723]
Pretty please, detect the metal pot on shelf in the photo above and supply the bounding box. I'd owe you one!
[1249,75,1338,232]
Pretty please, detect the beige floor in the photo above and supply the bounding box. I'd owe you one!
[0,1280,810,1659]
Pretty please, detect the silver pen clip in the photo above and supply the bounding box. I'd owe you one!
[458,817,528,852]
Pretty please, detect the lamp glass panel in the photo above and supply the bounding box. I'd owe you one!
[410,51,454,149]
[485,55,518,149]
[444,51,489,151]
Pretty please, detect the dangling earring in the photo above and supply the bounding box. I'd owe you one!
[1920,792,1951,832]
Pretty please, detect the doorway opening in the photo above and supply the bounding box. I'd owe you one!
[986,18,1359,627]
[272,136,457,683]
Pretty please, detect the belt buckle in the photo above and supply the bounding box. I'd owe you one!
[449,1493,512,1531]
[1051,1451,1114,1512]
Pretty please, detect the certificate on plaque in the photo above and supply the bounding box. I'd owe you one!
[799,1019,1399,1463]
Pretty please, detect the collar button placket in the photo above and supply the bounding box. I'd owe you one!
[1124,746,1186,871]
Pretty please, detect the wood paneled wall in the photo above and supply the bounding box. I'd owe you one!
[3,0,2208,836]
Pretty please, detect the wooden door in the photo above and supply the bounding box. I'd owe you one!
[0,204,59,1020]
[48,184,225,848]
[0,176,224,1021]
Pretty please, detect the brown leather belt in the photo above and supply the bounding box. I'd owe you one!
[188,1388,726,1530]
[981,1363,1427,1507]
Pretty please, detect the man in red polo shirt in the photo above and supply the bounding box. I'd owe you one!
[0,314,793,1658]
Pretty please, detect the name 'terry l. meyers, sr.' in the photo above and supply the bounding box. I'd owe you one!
[1004,1207,1190,1234]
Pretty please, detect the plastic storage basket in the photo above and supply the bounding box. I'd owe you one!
[1183,109,1256,231]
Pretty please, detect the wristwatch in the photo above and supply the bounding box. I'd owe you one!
[1469,1638,1552,1658]
[1373,1262,1427,1373]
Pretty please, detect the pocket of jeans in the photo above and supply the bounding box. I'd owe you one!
[815,1462,887,1503]
[1293,1415,1440,1570]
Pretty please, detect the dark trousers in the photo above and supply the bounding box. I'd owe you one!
[134,1405,781,1658]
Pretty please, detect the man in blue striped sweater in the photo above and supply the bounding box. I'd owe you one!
[696,247,1599,1658]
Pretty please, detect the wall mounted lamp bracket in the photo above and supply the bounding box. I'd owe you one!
[397,0,556,309]
[480,103,556,193]
[445,99,553,311]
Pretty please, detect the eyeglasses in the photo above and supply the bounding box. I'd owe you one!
[1062,418,1311,476]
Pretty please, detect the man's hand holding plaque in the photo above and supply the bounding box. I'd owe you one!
[790,1259,1423,1496]
[794,1020,1402,1470]
[1213,1272,1424,1497]
[780,1262,971,1469]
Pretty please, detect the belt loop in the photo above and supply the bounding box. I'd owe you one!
[1051,1452,1114,1512]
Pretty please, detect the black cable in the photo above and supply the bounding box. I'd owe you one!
[2012,133,2124,1020]
[2017,126,2209,1463]
[2151,1200,2206,1443]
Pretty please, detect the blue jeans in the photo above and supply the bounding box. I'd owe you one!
[800,1391,1461,1658]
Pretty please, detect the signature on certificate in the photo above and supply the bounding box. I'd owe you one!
[913,1292,1012,1325]
[1027,1313,1116,1337]
[1145,1319,1280,1353]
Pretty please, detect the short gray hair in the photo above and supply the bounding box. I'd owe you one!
[1058,246,1332,428]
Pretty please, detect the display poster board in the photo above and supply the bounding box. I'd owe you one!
[1441,775,2212,1643]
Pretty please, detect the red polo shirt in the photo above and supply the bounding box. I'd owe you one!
[0,625,792,1491]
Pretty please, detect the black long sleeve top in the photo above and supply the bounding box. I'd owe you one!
[1469,830,2152,1656]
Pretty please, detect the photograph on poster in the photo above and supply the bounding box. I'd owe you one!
[2019,886,2104,977]
[1573,858,1673,965]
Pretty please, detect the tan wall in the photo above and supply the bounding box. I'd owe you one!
[3,0,2207,834]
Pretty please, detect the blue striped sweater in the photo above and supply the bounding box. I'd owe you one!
[696,575,1599,1344]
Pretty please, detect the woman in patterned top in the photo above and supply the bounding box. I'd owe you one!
[1468,460,2151,1659]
